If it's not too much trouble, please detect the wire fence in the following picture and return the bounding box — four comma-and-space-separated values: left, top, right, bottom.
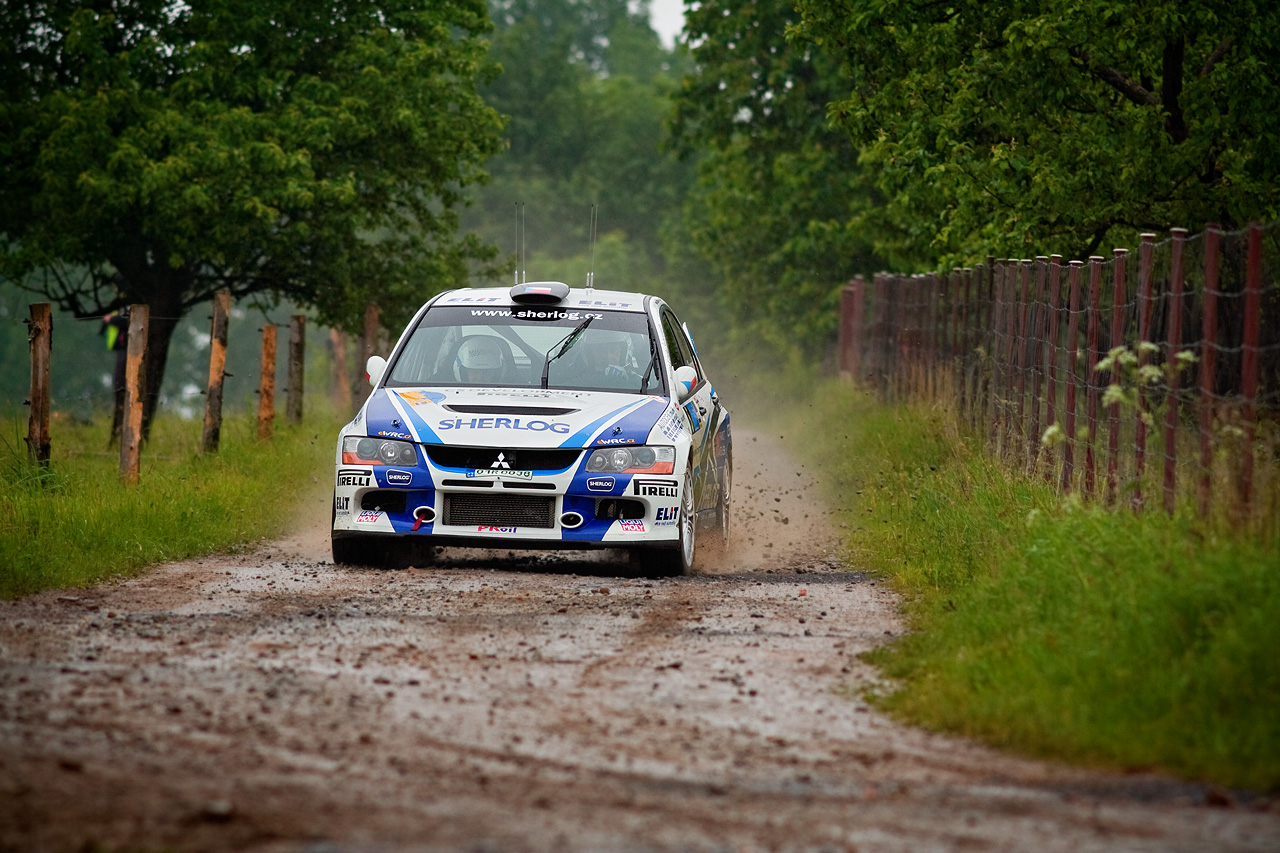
838, 221, 1280, 534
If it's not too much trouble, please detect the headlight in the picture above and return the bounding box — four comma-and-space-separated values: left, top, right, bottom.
342, 436, 419, 466
585, 445, 674, 474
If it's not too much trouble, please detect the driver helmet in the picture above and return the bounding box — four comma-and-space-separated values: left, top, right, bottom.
583, 330, 632, 371
456, 337, 505, 383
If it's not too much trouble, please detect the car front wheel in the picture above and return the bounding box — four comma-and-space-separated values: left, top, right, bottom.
637, 466, 695, 577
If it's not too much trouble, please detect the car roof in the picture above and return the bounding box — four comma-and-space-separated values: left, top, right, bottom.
431, 284, 652, 313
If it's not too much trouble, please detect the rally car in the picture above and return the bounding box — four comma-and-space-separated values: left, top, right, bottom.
331, 281, 731, 575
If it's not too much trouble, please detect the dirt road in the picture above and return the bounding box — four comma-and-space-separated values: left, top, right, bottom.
2, 430, 1277, 852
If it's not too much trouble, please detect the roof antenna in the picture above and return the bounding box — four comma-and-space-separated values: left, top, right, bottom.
585, 204, 597, 293
514, 202, 527, 286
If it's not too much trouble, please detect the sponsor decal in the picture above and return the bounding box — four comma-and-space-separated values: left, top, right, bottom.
618, 520, 646, 533
468, 308, 606, 321
334, 495, 350, 515
683, 401, 703, 433
655, 505, 679, 525
586, 476, 616, 492
477, 525, 518, 533
466, 469, 533, 480
443, 295, 504, 303
385, 469, 413, 485
655, 406, 684, 442
594, 437, 636, 446
397, 390, 446, 406
337, 468, 372, 488
377, 430, 411, 439
356, 510, 381, 523
633, 478, 679, 498
438, 417, 570, 434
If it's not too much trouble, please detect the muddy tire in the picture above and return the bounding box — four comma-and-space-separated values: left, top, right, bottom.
637, 466, 695, 577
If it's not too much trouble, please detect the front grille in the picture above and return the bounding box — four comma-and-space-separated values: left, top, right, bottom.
423, 445, 582, 472
442, 494, 556, 528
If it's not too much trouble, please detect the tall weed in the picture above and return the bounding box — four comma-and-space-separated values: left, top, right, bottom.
777, 379, 1280, 792
0, 412, 335, 598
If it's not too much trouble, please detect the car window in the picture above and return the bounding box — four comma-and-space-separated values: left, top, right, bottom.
661, 310, 698, 380
386, 306, 655, 393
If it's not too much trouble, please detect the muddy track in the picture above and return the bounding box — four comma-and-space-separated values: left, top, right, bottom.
1, 430, 1277, 852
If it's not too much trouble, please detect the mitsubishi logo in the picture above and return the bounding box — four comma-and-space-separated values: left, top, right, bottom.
491, 452, 511, 469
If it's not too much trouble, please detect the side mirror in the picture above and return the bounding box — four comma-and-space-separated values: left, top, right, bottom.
674, 365, 698, 402
366, 355, 387, 387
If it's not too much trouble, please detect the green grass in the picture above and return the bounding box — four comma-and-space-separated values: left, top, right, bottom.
766, 377, 1280, 792
0, 410, 336, 598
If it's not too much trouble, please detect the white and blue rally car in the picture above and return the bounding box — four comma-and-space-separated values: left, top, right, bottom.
332, 281, 731, 575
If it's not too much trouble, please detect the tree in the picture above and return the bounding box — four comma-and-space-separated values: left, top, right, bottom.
464, 0, 692, 270
795, 0, 1280, 262
0, 0, 505, 437
669, 0, 887, 356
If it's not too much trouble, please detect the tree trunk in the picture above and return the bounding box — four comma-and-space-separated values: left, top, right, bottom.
139, 291, 185, 443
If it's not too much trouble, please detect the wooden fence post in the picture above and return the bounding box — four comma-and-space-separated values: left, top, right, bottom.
202, 290, 231, 454
26, 303, 52, 467
352, 303, 381, 406
120, 305, 149, 485
1163, 228, 1188, 515
1107, 248, 1129, 505
851, 276, 866, 383
1133, 233, 1157, 511
1044, 256, 1063, 483
1198, 227, 1221, 517
1028, 259, 1048, 472
287, 314, 306, 425
330, 329, 352, 413
1015, 260, 1032, 463
1001, 261, 1019, 458
1085, 256, 1105, 497
1062, 260, 1084, 493
1239, 223, 1263, 518
257, 324, 277, 441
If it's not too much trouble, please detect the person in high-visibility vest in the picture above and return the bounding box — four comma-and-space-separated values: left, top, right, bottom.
99, 309, 129, 445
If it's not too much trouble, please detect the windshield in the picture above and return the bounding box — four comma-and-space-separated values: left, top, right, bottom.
386, 305, 660, 394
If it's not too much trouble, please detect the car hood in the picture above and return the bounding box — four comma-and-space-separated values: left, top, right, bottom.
359, 387, 680, 449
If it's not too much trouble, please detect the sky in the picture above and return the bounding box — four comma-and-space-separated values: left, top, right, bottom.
648, 0, 685, 48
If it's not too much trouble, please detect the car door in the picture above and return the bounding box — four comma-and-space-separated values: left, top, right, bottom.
660, 309, 716, 508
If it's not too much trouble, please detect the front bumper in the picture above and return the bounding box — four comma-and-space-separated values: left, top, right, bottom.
332, 458, 682, 548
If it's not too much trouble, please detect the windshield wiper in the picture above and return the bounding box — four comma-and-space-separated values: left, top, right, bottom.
639, 332, 660, 394
540, 316, 593, 389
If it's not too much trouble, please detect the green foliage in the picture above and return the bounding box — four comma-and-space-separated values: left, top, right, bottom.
467, 0, 692, 273
775, 378, 1280, 791
670, 0, 889, 358
0, 0, 506, 431
795, 0, 1280, 262
0, 410, 333, 599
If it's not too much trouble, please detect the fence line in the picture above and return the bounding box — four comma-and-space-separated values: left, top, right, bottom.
838, 221, 1280, 533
